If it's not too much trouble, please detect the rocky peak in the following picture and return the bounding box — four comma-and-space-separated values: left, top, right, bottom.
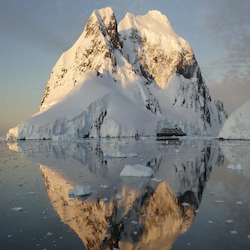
118, 10, 196, 88
40, 7, 121, 112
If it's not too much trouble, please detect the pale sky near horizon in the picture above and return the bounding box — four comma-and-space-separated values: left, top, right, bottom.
0, 0, 249, 136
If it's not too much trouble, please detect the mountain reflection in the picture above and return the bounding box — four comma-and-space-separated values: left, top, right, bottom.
8, 139, 223, 249
41, 164, 195, 250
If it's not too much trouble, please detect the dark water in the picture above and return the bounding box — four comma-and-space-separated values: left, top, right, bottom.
0, 138, 249, 249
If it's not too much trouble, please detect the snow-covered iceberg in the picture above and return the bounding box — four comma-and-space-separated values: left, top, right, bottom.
7, 7, 227, 140
218, 98, 250, 140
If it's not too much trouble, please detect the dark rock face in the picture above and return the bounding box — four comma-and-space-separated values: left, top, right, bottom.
214, 100, 228, 122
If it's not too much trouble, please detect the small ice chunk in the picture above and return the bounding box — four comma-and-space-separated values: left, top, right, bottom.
12, 207, 23, 211
227, 163, 242, 170
120, 164, 154, 177
208, 221, 213, 224
68, 185, 92, 196
103, 198, 108, 202
116, 194, 123, 200
230, 231, 237, 234
236, 201, 243, 205
151, 178, 163, 183
226, 220, 233, 223
101, 185, 108, 189
133, 231, 137, 235
210, 192, 215, 195
182, 203, 190, 207
131, 221, 138, 225
214, 200, 224, 203
176, 168, 183, 172
47, 232, 53, 236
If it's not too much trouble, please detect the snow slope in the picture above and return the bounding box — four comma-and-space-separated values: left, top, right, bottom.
7, 7, 227, 140
218, 98, 250, 140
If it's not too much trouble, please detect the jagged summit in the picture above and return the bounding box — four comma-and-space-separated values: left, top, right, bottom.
7, 7, 227, 140
39, 7, 122, 113
118, 10, 194, 89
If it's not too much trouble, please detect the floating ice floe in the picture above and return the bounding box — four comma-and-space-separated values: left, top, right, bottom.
68, 185, 92, 196
230, 231, 237, 234
12, 207, 23, 211
208, 221, 213, 224
101, 184, 108, 189
227, 163, 242, 170
226, 220, 233, 223
176, 168, 183, 172
151, 177, 163, 183
236, 201, 243, 205
120, 164, 154, 177
104, 152, 137, 158
116, 194, 123, 200
214, 200, 224, 203
25, 192, 36, 196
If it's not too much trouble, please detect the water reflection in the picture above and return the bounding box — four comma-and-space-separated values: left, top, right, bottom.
219, 141, 250, 179
8, 139, 224, 249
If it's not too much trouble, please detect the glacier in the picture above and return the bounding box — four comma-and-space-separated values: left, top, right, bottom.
7, 7, 227, 140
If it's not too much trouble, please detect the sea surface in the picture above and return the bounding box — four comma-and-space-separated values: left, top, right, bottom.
0, 138, 250, 250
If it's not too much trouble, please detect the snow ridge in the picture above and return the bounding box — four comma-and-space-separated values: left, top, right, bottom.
7, 7, 227, 140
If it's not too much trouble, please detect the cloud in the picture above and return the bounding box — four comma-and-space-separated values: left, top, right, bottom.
208, 66, 250, 114
195, 0, 250, 114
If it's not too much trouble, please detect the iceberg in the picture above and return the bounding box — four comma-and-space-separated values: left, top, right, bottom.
218, 98, 250, 140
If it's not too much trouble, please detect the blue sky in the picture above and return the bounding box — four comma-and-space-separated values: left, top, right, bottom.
1, 0, 249, 136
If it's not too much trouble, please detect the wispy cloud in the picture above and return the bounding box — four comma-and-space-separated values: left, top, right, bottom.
195, 0, 250, 114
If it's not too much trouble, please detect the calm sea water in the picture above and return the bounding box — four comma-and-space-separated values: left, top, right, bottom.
0, 138, 249, 249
